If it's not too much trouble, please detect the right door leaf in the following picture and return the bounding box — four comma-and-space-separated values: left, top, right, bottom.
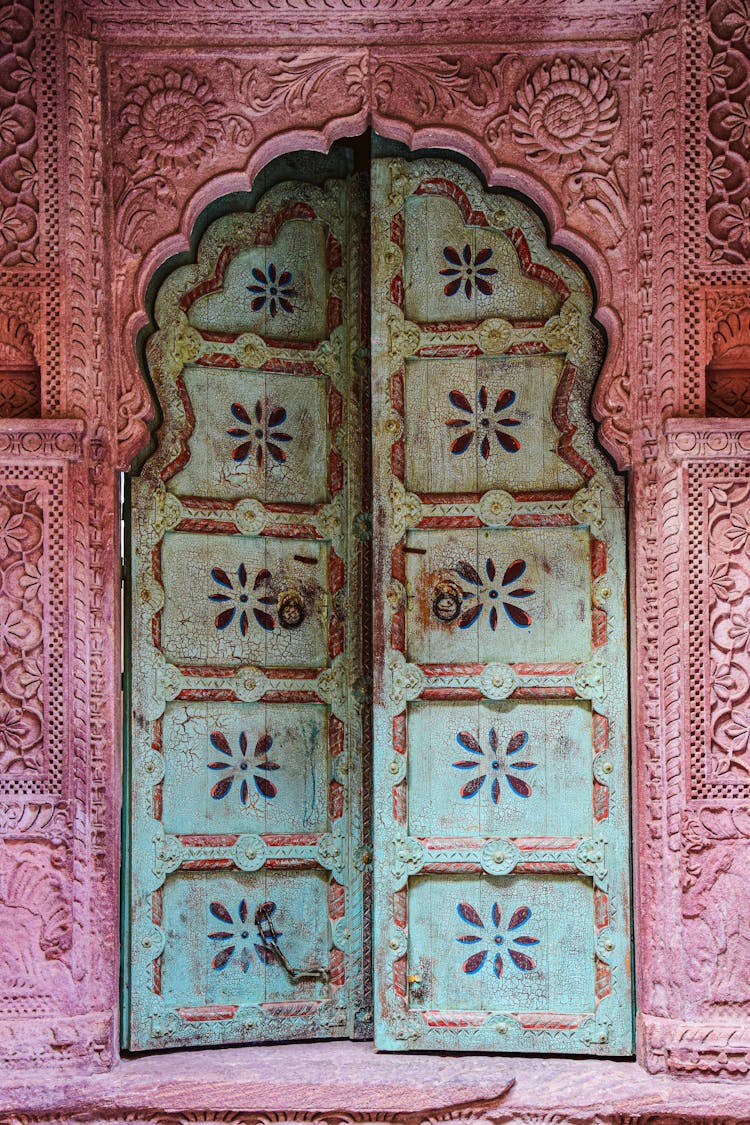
371, 158, 633, 1055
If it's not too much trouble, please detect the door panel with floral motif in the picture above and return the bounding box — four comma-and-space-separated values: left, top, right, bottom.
371, 158, 632, 1054
124, 175, 368, 1050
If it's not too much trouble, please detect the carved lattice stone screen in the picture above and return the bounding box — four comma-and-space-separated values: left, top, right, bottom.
370, 158, 632, 1054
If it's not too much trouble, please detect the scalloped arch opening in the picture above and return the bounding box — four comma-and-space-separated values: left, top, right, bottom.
127, 129, 627, 474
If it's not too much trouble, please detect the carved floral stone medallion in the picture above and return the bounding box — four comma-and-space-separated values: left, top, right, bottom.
511, 58, 618, 164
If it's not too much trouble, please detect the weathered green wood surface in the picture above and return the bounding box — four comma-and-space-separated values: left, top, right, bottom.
125, 175, 369, 1050
371, 157, 632, 1054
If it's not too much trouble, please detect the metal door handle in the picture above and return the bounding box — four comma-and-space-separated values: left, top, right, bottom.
254, 903, 329, 983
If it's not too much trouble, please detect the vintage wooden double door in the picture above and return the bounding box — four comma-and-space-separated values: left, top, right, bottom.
124, 149, 632, 1055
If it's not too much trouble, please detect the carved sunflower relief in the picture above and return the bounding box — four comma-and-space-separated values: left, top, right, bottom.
510, 58, 618, 165
113, 66, 254, 250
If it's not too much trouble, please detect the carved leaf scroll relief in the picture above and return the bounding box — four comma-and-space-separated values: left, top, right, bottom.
0, 482, 47, 785
0, 0, 37, 267
707, 0, 750, 264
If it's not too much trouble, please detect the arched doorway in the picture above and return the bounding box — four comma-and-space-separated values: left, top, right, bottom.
123, 140, 631, 1056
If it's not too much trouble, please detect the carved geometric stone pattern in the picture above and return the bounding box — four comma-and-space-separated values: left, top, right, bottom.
688, 461, 750, 799
707, 375, 750, 417
0, 370, 41, 418
682, 0, 706, 417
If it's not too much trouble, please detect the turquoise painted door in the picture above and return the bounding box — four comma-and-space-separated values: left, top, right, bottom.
124, 171, 369, 1049
370, 157, 633, 1054
125, 147, 633, 1055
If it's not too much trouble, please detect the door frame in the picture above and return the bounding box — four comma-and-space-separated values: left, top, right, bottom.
4, 1, 740, 1080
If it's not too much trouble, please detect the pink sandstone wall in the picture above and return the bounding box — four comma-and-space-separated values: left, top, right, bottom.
3, 0, 750, 1117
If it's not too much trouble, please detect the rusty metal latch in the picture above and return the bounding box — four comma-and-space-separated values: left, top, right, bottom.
408, 973, 423, 998
254, 903, 329, 983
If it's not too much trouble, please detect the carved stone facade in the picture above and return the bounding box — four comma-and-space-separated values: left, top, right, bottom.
2, 0, 750, 1118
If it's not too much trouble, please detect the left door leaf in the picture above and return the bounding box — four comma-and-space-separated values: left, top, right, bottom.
124, 170, 368, 1050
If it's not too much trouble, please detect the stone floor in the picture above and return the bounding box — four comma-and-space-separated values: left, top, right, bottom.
3, 1041, 750, 1120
